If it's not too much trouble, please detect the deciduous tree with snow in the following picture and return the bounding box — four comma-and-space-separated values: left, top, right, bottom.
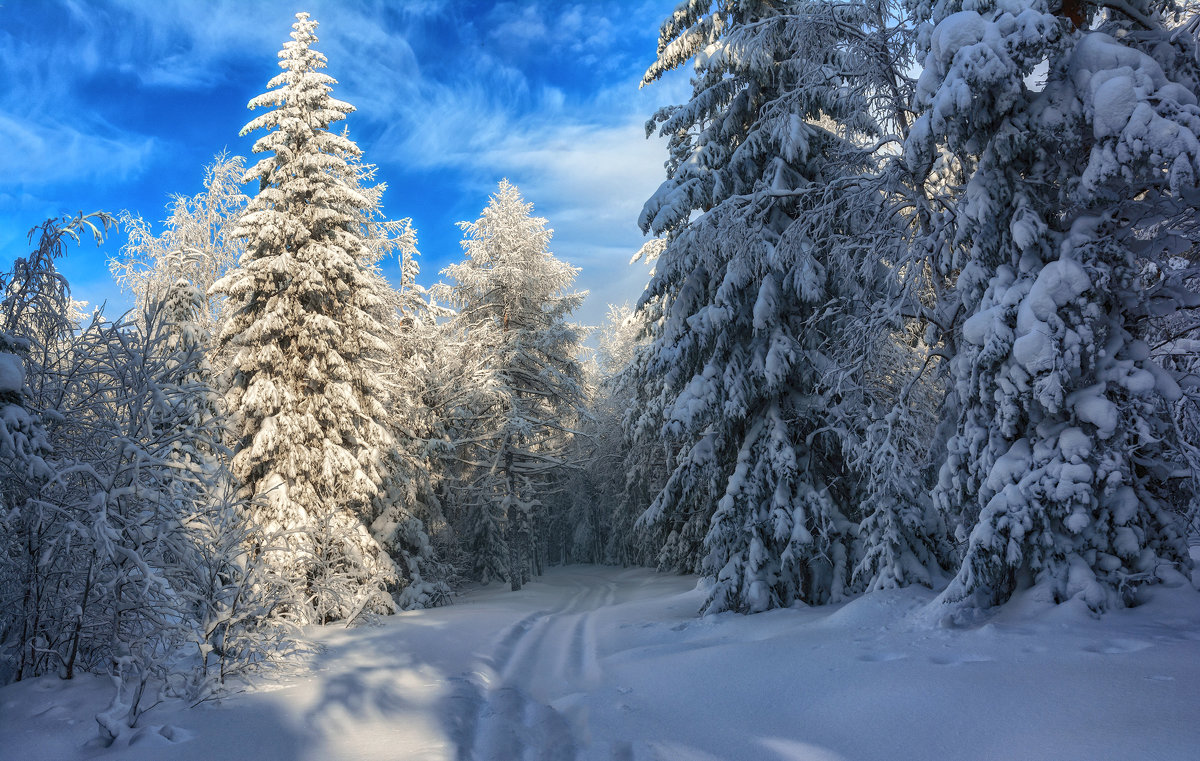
0, 214, 107, 685
111, 152, 248, 336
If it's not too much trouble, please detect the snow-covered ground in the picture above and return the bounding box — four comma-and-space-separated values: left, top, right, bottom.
3, 564, 1200, 761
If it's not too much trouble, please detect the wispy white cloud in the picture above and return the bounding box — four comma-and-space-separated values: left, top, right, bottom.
49, 0, 281, 90
0, 5, 163, 188
0, 113, 156, 186
479, 2, 645, 72
489, 3, 550, 44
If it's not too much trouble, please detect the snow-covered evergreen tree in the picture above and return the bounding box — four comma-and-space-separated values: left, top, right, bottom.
564, 304, 640, 566
211, 12, 397, 623
840, 175, 958, 593
907, 0, 1197, 611
351, 156, 453, 609
440, 180, 586, 591
0, 331, 48, 511
634, 0, 902, 612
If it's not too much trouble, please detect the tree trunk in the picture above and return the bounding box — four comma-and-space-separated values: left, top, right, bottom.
65, 552, 96, 680
508, 538, 522, 592
1059, 0, 1084, 29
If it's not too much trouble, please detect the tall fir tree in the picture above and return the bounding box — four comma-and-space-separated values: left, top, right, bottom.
633, 0, 909, 612
440, 180, 586, 591
211, 12, 397, 623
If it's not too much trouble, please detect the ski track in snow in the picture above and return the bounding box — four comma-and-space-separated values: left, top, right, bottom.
455, 574, 623, 760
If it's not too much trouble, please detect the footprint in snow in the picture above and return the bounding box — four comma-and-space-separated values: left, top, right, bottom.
32, 704, 71, 719
1083, 638, 1153, 654
857, 651, 908, 663
929, 654, 994, 666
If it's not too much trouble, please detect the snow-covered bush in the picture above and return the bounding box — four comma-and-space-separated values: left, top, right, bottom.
0, 213, 113, 684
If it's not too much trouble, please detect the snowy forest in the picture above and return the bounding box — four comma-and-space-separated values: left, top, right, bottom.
3, 2, 1200, 758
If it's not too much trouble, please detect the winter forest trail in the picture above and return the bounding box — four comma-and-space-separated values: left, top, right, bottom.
440, 570, 626, 761
3, 564, 1200, 761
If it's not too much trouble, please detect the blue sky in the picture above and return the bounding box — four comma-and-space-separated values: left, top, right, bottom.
0, 0, 687, 327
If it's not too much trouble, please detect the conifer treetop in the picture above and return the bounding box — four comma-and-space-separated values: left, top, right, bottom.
240, 12, 362, 192
446, 179, 583, 325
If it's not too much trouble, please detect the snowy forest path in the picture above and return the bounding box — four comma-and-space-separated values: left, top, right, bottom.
442, 567, 651, 761
494, 574, 615, 690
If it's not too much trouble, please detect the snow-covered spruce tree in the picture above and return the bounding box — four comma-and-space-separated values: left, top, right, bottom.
635, 0, 907, 612
836, 142, 961, 593
849, 194, 968, 593
907, 0, 1198, 611
562, 304, 640, 566
850, 352, 955, 592
350, 154, 453, 609
0, 330, 48, 520
211, 12, 397, 623
440, 180, 586, 591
